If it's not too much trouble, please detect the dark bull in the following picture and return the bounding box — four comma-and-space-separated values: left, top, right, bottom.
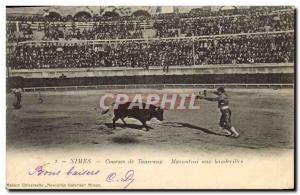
102, 102, 164, 131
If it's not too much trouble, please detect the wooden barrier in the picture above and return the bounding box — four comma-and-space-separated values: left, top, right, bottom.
23, 83, 294, 92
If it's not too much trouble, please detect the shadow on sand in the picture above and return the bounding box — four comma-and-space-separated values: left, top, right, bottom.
161, 122, 227, 137
104, 123, 153, 130
111, 136, 140, 144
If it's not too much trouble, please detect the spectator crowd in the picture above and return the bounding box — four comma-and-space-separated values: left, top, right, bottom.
7, 6, 294, 69
9, 32, 293, 69
7, 7, 294, 42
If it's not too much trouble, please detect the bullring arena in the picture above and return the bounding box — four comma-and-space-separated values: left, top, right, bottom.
6, 6, 294, 156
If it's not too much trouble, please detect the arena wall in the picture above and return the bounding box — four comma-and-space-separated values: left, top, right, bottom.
7, 63, 294, 90
9, 63, 294, 78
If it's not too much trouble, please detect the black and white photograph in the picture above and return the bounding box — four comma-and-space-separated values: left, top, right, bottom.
5, 5, 295, 190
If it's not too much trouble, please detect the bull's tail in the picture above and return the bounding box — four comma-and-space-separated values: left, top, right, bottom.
100, 102, 115, 115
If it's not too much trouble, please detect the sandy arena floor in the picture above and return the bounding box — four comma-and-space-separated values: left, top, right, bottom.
6, 88, 294, 155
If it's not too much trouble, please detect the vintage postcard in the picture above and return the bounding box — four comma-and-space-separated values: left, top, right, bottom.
6, 6, 295, 190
